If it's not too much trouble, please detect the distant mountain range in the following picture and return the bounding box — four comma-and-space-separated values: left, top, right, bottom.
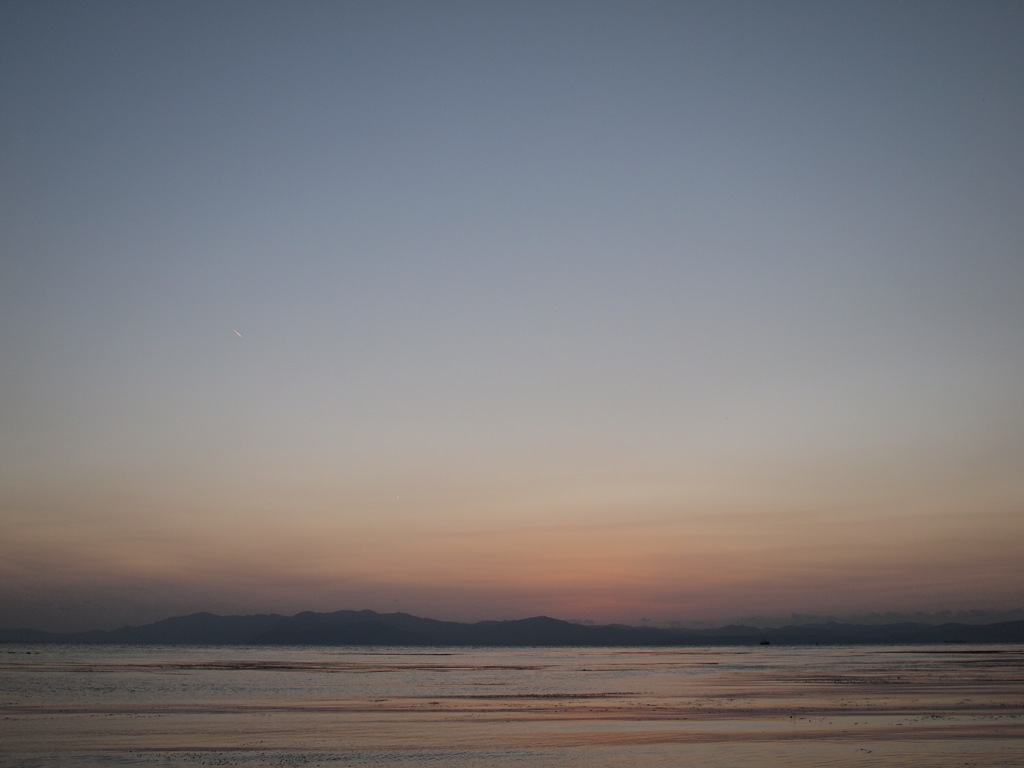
3, 609, 1024, 646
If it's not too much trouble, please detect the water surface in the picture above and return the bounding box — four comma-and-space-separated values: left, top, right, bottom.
2, 644, 1022, 766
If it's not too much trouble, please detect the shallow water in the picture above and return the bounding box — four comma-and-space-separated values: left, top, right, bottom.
1, 644, 1022, 767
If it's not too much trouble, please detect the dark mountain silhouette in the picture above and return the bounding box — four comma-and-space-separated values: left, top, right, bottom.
2, 609, 1023, 646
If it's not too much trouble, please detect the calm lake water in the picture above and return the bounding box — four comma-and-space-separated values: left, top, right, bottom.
1, 643, 1022, 767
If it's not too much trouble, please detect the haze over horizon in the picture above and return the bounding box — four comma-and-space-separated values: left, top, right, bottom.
3, 1, 1023, 634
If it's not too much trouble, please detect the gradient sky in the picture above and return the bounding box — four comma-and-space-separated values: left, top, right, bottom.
2, 1, 1023, 632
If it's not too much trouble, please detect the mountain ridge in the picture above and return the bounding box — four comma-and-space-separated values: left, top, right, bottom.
3, 609, 1024, 646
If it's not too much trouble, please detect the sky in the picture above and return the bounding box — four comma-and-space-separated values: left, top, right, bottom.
2, 1, 1023, 633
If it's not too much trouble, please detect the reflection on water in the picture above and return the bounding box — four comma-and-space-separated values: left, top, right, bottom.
1, 644, 1022, 767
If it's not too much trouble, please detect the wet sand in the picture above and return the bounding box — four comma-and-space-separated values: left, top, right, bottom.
2, 645, 1022, 767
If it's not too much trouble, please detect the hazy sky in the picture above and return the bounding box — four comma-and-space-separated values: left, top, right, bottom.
3, 1, 1023, 632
